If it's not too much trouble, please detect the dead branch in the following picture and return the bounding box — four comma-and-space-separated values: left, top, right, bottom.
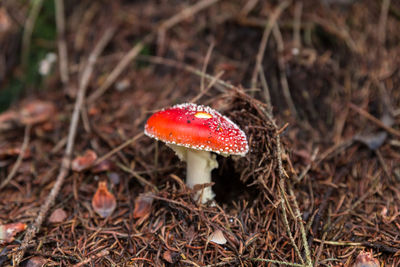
12, 27, 116, 265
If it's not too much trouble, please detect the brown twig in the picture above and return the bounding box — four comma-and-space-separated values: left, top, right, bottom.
71, 249, 109, 267
307, 167, 348, 255
21, 0, 44, 71
259, 66, 273, 115
136, 55, 233, 91
293, 1, 303, 49
261, 107, 311, 266
116, 162, 158, 192
190, 71, 225, 103
260, 101, 312, 265
310, 15, 359, 54
87, 34, 152, 103
272, 23, 298, 118
94, 132, 144, 166
89, 0, 221, 103
312, 239, 399, 254
158, 0, 220, 31
250, 0, 291, 91
279, 184, 306, 265
55, 0, 69, 85
314, 231, 327, 267
12, 27, 116, 265
288, 182, 312, 266
349, 103, 400, 138
0, 124, 31, 190
200, 41, 215, 91
238, 0, 259, 18
250, 258, 306, 267
295, 147, 319, 183
378, 0, 391, 47
375, 149, 393, 180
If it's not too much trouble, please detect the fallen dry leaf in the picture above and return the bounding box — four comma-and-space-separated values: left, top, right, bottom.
353, 251, 380, 267
71, 150, 97, 172
162, 250, 173, 263
19, 100, 56, 125
207, 229, 227, 245
0, 222, 27, 244
48, 208, 68, 223
92, 181, 116, 218
133, 193, 154, 219
25, 256, 47, 267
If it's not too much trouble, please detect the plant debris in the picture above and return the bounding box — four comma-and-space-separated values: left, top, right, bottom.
0, 0, 400, 266
91, 181, 117, 218
48, 208, 67, 224
0, 223, 27, 244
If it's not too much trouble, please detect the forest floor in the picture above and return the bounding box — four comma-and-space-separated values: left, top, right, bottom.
0, 0, 400, 266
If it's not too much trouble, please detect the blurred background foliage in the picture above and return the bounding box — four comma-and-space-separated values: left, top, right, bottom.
0, 0, 55, 112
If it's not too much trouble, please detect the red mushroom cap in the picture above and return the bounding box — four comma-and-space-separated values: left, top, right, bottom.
144, 103, 248, 156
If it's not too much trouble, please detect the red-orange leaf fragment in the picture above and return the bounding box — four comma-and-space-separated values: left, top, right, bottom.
0, 222, 27, 244
71, 150, 97, 172
92, 181, 116, 218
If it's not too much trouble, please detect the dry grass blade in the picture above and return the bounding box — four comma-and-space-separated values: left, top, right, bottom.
200, 41, 215, 91
378, 0, 391, 47
71, 249, 109, 267
272, 23, 298, 118
259, 66, 273, 114
88, 0, 221, 103
250, 0, 291, 91
87, 36, 151, 103
136, 55, 234, 91
55, 0, 69, 84
21, 0, 44, 70
94, 132, 144, 166
262, 105, 312, 266
250, 258, 307, 267
0, 124, 31, 190
116, 162, 159, 192
158, 0, 220, 31
349, 103, 400, 138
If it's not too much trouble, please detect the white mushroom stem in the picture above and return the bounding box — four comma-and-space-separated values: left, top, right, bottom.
168, 145, 218, 203
186, 149, 217, 202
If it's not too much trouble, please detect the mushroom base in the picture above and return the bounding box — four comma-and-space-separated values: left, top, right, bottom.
168, 145, 218, 203
186, 149, 218, 203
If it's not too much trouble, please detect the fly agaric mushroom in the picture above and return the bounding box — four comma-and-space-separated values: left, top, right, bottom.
144, 103, 248, 203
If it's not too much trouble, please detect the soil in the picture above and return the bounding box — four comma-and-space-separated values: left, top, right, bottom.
0, 0, 400, 266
